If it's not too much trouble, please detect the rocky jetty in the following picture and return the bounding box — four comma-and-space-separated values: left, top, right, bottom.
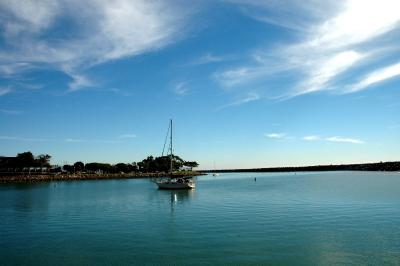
0, 172, 203, 184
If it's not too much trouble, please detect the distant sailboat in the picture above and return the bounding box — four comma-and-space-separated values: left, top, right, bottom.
212, 161, 219, 176
155, 120, 195, 190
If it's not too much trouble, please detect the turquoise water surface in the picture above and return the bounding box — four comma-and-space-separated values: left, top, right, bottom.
1, 172, 400, 265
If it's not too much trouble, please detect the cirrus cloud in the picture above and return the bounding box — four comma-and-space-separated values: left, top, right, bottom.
303, 135, 364, 144
215, 0, 400, 99
265, 133, 286, 139
0, 87, 12, 96
0, 0, 192, 91
346, 61, 400, 93
325, 136, 364, 144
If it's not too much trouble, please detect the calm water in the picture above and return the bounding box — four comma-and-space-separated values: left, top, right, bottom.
1, 172, 400, 265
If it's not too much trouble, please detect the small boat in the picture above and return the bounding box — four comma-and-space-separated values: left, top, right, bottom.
212, 161, 219, 176
155, 120, 195, 190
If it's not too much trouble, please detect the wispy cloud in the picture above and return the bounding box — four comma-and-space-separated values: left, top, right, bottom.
303, 135, 364, 144
346, 62, 400, 93
173, 82, 190, 96
227, 0, 338, 32
295, 50, 365, 95
0, 87, 12, 96
0, 0, 192, 91
0, 135, 50, 142
214, 67, 255, 88
218, 92, 260, 109
67, 73, 95, 92
216, 0, 400, 99
0, 62, 34, 77
303, 135, 321, 141
265, 133, 286, 139
325, 136, 364, 144
65, 138, 86, 143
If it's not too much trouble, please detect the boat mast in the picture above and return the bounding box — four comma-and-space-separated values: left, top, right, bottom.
170, 119, 173, 174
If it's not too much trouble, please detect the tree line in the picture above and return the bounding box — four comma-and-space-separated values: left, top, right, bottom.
0, 152, 51, 171
0, 151, 199, 174
62, 155, 198, 174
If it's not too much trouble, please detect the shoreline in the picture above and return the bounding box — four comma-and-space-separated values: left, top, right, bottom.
0, 172, 203, 184
2, 160, 399, 184
200, 161, 400, 173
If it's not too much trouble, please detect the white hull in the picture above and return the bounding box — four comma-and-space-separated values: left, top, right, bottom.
156, 179, 195, 190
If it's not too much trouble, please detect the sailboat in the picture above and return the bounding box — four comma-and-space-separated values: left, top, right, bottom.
155, 120, 195, 190
212, 161, 219, 176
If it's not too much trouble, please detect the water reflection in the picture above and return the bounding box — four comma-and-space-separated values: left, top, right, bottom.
166, 189, 194, 213
170, 189, 194, 203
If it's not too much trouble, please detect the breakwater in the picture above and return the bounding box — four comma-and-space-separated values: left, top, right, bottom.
0, 172, 203, 184
201, 161, 400, 173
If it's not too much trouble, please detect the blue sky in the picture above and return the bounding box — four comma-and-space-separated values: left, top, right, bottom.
0, 0, 399, 169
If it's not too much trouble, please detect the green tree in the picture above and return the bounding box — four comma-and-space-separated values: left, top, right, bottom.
63, 164, 74, 173
131, 162, 138, 172
16, 152, 35, 168
136, 161, 145, 172
85, 162, 113, 173
36, 154, 51, 168
114, 163, 130, 173
136, 154, 197, 172
184, 161, 199, 169
74, 161, 84, 172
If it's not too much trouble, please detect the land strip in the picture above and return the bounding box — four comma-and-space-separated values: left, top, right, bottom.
200, 161, 400, 173
0, 172, 203, 184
